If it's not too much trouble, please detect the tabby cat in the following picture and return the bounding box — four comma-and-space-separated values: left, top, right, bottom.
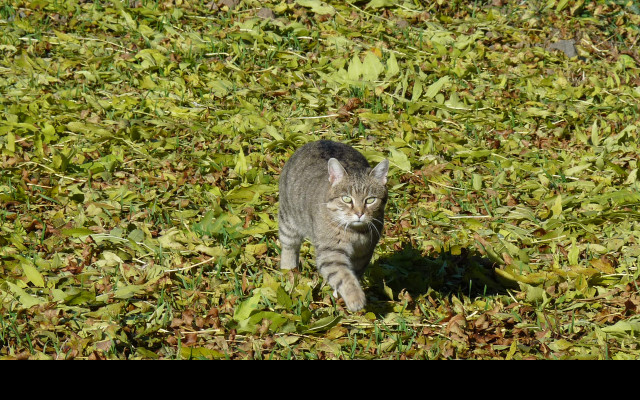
278, 140, 389, 312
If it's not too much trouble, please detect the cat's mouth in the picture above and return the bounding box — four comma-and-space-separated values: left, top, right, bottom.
347, 220, 370, 231
333, 214, 375, 232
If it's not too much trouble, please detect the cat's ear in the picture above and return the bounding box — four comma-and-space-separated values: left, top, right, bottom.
328, 158, 347, 186
370, 159, 389, 185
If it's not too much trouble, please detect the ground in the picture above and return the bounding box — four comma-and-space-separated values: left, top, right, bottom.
1, 0, 640, 359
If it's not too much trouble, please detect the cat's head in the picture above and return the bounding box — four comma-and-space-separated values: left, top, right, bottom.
326, 158, 389, 231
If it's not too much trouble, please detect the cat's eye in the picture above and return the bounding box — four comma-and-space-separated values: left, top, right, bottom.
341, 196, 353, 203
365, 197, 376, 205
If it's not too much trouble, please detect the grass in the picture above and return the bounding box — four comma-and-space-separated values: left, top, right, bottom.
0, 0, 640, 359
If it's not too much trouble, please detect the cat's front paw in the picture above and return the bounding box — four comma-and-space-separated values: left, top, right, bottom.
280, 248, 299, 270
280, 259, 299, 270
338, 282, 366, 312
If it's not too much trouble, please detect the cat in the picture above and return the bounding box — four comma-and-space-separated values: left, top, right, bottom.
278, 140, 389, 312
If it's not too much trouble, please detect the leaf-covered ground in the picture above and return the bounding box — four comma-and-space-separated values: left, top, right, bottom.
1, 0, 640, 359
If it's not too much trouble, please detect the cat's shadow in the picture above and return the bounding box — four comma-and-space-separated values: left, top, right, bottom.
363, 243, 512, 313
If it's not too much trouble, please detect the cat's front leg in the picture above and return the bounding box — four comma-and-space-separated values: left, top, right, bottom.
316, 249, 366, 312
278, 216, 302, 270
333, 273, 366, 312
280, 246, 300, 270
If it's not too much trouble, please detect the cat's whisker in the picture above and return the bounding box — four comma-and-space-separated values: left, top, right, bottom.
329, 215, 350, 235
370, 217, 384, 225
367, 221, 380, 242
370, 220, 381, 236
366, 222, 374, 243
340, 219, 351, 235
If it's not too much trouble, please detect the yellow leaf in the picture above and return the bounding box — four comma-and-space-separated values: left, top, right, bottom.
624, 169, 637, 185
6, 130, 15, 153
567, 237, 579, 266
591, 120, 600, 146
347, 53, 363, 81
195, 245, 226, 257
6, 282, 44, 308
246, 243, 268, 256
589, 258, 615, 274
382, 279, 394, 300
21, 262, 45, 288
425, 76, 450, 99
472, 174, 482, 190
362, 51, 385, 81
234, 148, 248, 176
506, 339, 518, 360
551, 195, 562, 218
140, 75, 157, 90
385, 52, 399, 78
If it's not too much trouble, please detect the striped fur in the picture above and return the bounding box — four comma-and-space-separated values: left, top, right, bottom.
278, 140, 389, 312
